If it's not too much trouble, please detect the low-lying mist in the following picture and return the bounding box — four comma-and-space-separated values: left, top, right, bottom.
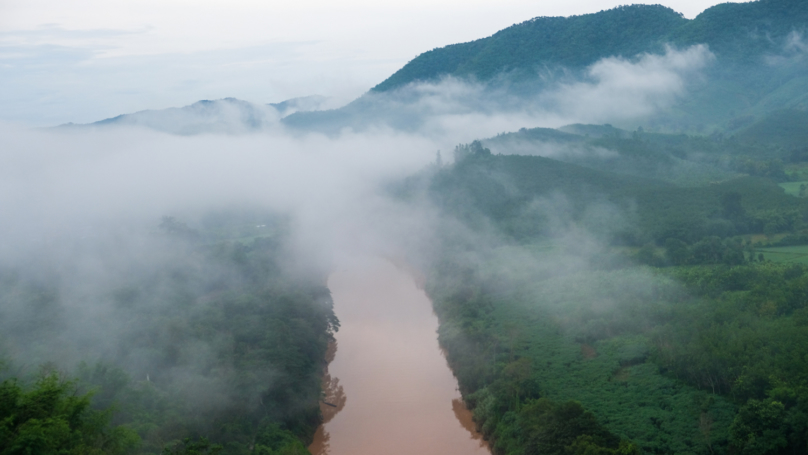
0, 42, 717, 371
62, 44, 715, 139
0, 42, 720, 452
0, 122, 454, 451
283, 44, 714, 135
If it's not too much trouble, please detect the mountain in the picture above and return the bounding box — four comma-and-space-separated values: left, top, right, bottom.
374, 0, 808, 92
74, 98, 278, 134
58, 96, 331, 134
731, 108, 808, 149
284, 0, 808, 134
268, 95, 332, 117
373, 5, 688, 92
67, 0, 808, 136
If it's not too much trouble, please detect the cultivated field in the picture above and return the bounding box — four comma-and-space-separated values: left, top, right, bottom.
756, 245, 808, 264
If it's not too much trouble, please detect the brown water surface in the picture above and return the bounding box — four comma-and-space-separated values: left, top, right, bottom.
308, 257, 490, 455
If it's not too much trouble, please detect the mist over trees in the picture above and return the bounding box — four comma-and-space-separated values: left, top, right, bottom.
0, 214, 338, 454
4, 0, 808, 454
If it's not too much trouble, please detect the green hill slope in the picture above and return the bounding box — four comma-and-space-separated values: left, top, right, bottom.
733, 108, 808, 149
420, 146, 808, 244
373, 5, 687, 92
282, 0, 808, 134
374, 0, 808, 92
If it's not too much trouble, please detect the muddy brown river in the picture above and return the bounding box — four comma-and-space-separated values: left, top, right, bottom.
308, 257, 490, 455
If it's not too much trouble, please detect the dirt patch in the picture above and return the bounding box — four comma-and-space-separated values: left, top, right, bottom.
581, 344, 597, 360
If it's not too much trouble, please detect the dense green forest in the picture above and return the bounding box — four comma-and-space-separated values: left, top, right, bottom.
0, 214, 337, 455
391, 111, 808, 454
372, 0, 808, 90
6, 1, 808, 454
423, 242, 808, 454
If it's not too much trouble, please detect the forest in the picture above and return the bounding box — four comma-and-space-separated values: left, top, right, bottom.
4, 0, 808, 454
393, 108, 808, 454
0, 214, 338, 454
372, 0, 808, 91
8, 79, 808, 455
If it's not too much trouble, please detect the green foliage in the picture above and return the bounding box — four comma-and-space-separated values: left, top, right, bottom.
162, 438, 222, 455
426, 242, 808, 453
517, 399, 620, 455
408, 116, 808, 452
425, 245, 736, 454
654, 263, 808, 396
418, 152, 808, 452
424, 149, 808, 246
0, 218, 333, 455
373, 0, 808, 92
662, 236, 747, 266
454, 140, 492, 162
373, 5, 688, 91
252, 424, 310, 455
0, 374, 140, 455
363, 0, 808, 134
728, 400, 789, 455
755, 244, 808, 264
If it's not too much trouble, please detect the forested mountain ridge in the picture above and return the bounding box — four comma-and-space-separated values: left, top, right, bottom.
63, 0, 808, 136
373, 0, 808, 92
373, 5, 687, 92
279, 0, 808, 135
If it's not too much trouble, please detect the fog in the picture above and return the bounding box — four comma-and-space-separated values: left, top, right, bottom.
0, 42, 715, 355
0, 43, 714, 449
280, 45, 714, 136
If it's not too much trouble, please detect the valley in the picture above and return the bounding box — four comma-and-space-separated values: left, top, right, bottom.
3, 0, 808, 454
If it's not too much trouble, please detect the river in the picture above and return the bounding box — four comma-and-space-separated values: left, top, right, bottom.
308, 257, 490, 455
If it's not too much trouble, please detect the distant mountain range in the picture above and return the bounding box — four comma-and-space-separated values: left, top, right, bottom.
59, 95, 331, 135
64, 0, 808, 136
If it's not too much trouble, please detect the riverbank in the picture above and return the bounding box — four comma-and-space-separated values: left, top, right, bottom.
309, 257, 489, 455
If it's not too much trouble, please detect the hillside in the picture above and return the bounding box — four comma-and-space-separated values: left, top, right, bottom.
732, 108, 808, 149
279, 0, 808, 135
57, 96, 331, 134
373, 5, 687, 92
373, 0, 808, 92
405, 136, 808, 453
63, 1, 808, 136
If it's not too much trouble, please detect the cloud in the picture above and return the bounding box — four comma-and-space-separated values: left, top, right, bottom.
764, 30, 808, 66
0, 123, 440, 262
0, 36, 362, 126
281, 45, 714, 140
541, 44, 714, 123
0, 121, 450, 420
0, 44, 716, 371
784, 31, 808, 54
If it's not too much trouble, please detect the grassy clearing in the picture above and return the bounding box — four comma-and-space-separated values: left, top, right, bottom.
756, 245, 808, 264
778, 181, 808, 196
785, 164, 808, 182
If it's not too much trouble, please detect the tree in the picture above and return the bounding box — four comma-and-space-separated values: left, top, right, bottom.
162, 438, 222, 455
721, 192, 746, 221
253, 424, 310, 455
0, 374, 139, 455
729, 399, 788, 455
518, 399, 620, 455
665, 238, 691, 266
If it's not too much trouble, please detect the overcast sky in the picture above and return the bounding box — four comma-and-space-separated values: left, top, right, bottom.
1, 0, 751, 126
